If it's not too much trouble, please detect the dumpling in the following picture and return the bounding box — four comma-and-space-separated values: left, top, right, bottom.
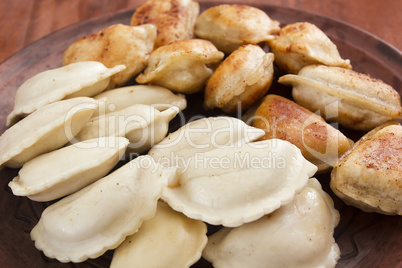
92, 85, 187, 118
111, 201, 207, 268
160, 139, 317, 227
0, 97, 98, 169
136, 39, 224, 94
204, 45, 274, 113
330, 122, 402, 215
74, 105, 179, 154
6, 62, 125, 126
245, 94, 352, 172
8, 137, 129, 202
30, 155, 176, 263
195, 4, 280, 54
148, 116, 265, 171
267, 22, 352, 74
63, 24, 156, 89
131, 0, 199, 48
203, 178, 340, 268
278, 64, 402, 131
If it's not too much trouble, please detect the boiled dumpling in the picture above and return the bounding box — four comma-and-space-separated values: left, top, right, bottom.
331, 122, 402, 215
203, 178, 340, 268
267, 22, 352, 74
111, 201, 207, 268
131, 0, 199, 48
161, 139, 317, 227
245, 94, 352, 172
278, 64, 402, 131
30, 155, 176, 263
74, 105, 179, 154
195, 4, 280, 54
8, 137, 129, 202
6, 62, 125, 126
0, 97, 98, 169
63, 24, 156, 89
92, 85, 187, 118
204, 45, 274, 113
136, 39, 224, 94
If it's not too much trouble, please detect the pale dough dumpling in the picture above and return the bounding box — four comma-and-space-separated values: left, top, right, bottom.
131, 0, 199, 48
161, 139, 317, 227
63, 24, 156, 89
92, 85, 187, 118
267, 22, 352, 74
6, 62, 125, 126
30, 156, 176, 263
195, 4, 280, 54
8, 137, 129, 202
204, 45, 274, 113
0, 97, 98, 169
136, 39, 224, 94
111, 201, 207, 268
278, 65, 402, 131
203, 178, 340, 268
331, 122, 402, 215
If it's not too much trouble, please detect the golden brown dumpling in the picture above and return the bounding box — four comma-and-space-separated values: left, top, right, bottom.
204, 44, 274, 113
195, 4, 280, 54
278, 65, 402, 131
131, 0, 199, 48
246, 94, 352, 172
136, 39, 224, 94
63, 24, 156, 89
330, 122, 402, 215
267, 22, 352, 74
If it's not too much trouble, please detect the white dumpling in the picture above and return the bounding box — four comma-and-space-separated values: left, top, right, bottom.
92, 85, 187, 118
8, 137, 129, 202
111, 201, 207, 268
148, 116, 265, 170
203, 178, 340, 268
0, 97, 98, 169
161, 139, 317, 227
30, 155, 176, 263
74, 104, 179, 154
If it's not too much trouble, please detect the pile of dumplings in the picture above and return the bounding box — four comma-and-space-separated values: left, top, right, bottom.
1, 0, 401, 267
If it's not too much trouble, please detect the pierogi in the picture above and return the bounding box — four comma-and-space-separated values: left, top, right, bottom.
6, 62, 125, 126
9, 137, 129, 202
136, 39, 224, 94
267, 22, 352, 74
63, 24, 156, 89
195, 4, 280, 54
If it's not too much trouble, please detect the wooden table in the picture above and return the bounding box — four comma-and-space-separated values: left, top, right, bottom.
0, 0, 401, 63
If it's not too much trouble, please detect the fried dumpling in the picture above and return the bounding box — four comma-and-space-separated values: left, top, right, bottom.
267, 22, 352, 74
136, 39, 224, 94
63, 24, 156, 89
246, 94, 352, 172
8, 137, 129, 202
204, 45, 274, 113
92, 85, 187, 118
0, 97, 98, 169
148, 116, 265, 171
6, 62, 125, 126
74, 105, 179, 154
330, 122, 402, 215
131, 0, 199, 48
161, 139, 317, 227
195, 4, 280, 54
111, 201, 207, 268
278, 65, 402, 131
30, 156, 175, 263
203, 178, 340, 268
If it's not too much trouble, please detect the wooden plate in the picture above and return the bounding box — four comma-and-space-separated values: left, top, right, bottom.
0, 2, 401, 267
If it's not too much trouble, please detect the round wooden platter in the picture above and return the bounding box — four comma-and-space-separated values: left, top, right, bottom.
0, 2, 401, 267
